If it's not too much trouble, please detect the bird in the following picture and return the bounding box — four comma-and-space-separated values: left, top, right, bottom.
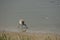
17, 19, 28, 32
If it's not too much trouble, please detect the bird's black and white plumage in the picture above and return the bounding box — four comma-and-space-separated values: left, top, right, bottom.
18, 19, 28, 32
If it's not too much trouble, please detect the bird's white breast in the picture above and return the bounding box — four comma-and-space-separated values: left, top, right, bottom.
19, 19, 24, 24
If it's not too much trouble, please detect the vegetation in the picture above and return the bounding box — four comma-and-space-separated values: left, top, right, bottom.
0, 32, 60, 40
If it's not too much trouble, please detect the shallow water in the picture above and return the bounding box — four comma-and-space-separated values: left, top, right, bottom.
0, 0, 60, 34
